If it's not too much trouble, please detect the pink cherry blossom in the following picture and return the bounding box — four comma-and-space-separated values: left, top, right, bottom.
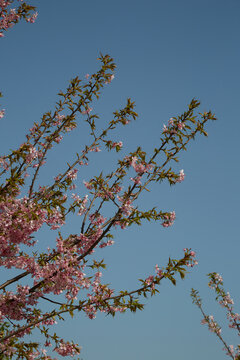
26, 12, 38, 23
161, 211, 176, 227
99, 239, 114, 248
78, 195, 88, 216
130, 176, 142, 184
112, 141, 123, 148
105, 74, 115, 84
0, 109, 5, 118
213, 273, 223, 283
83, 180, 93, 190
175, 169, 185, 183
117, 196, 134, 216
145, 275, 154, 286
54, 340, 81, 357
177, 121, 185, 130
90, 146, 101, 152
53, 113, 66, 126
131, 156, 152, 175
163, 124, 168, 133
82, 106, 93, 115
89, 213, 106, 226
54, 135, 63, 143
155, 264, 163, 277
66, 168, 78, 180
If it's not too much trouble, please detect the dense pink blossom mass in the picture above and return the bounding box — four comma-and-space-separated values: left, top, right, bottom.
0, 0, 37, 37
0, 3, 218, 359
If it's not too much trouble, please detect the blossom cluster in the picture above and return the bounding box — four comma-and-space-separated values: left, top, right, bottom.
26, 11, 38, 23
131, 156, 152, 174
0, 4, 19, 36
201, 315, 222, 336
55, 340, 81, 357
163, 117, 186, 134
0, 197, 65, 267
112, 141, 123, 148
117, 196, 134, 217
175, 169, 185, 183
184, 250, 198, 268
0, 0, 38, 38
192, 273, 240, 360
161, 211, 176, 227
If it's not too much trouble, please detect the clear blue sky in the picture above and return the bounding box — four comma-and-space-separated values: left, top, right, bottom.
1, 0, 240, 359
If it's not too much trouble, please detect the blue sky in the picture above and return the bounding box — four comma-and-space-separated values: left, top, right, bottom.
1, 0, 240, 359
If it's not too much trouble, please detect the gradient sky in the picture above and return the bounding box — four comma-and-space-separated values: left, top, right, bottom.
1, 0, 240, 359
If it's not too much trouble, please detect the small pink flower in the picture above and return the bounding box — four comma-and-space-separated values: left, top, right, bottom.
112, 141, 123, 148
131, 156, 148, 174
213, 273, 223, 283
130, 176, 142, 184
175, 169, 185, 183
0, 109, 5, 119
99, 240, 114, 248
105, 74, 115, 84
53, 113, 65, 125
155, 264, 163, 277
54, 135, 63, 144
26, 12, 38, 23
55, 340, 81, 357
161, 211, 176, 227
177, 121, 185, 130
83, 181, 93, 190
67, 169, 78, 180
163, 124, 168, 133
90, 146, 101, 152
82, 106, 93, 115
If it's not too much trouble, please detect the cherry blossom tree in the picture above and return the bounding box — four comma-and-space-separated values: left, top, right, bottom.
0, 2, 216, 359
191, 273, 240, 360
